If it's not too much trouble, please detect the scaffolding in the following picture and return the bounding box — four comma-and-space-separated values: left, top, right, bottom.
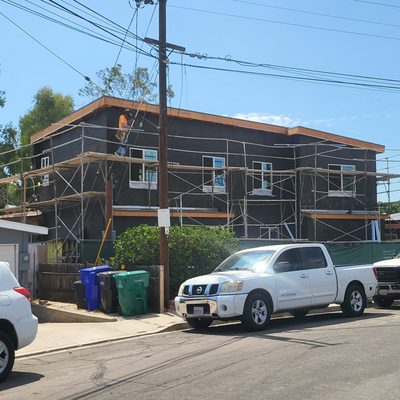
1, 122, 399, 261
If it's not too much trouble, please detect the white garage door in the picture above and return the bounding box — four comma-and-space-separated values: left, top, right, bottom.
0, 244, 18, 278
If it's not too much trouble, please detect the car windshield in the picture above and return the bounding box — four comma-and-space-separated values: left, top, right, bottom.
214, 250, 275, 273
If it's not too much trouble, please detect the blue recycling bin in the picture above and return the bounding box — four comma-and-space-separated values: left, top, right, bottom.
79, 265, 113, 311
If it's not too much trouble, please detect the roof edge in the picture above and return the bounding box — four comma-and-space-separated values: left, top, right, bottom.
30, 96, 385, 153
0, 219, 48, 235
288, 126, 384, 153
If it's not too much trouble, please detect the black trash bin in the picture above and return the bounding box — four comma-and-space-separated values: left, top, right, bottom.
98, 271, 123, 313
73, 280, 86, 310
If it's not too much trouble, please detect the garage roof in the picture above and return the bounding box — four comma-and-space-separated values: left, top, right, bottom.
0, 220, 48, 235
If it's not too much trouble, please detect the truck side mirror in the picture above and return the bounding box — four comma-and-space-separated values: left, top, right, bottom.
273, 261, 292, 273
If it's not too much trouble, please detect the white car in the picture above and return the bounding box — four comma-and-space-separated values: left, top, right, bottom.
0, 261, 38, 382
175, 244, 377, 331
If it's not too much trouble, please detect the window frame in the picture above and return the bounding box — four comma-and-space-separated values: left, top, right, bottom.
41, 156, 50, 187
129, 147, 158, 189
298, 247, 327, 270
252, 161, 273, 195
202, 155, 226, 193
328, 164, 356, 197
273, 249, 303, 273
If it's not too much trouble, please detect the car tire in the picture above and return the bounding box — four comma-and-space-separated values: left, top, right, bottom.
341, 284, 366, 317
373, 296, 394, 308
0, 332, 15, 383
241, 291, 271, 331
290, 309, 309, 319
186, 318, 213, 329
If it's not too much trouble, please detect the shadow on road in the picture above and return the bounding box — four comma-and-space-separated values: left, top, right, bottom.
1, 371, 44, 390
185, 310, 392, 338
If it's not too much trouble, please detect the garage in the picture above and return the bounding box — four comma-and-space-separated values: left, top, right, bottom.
0, 243, 18, 277
0, 220, 48, 286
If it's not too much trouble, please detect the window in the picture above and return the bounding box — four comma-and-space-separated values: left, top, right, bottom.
298, 247, 327, 269
41, 156, 50, 187
253, 161, 272, 194
129, 148, 157, 189
202, 156, 226, 192
328, 164, 356, 196
273, 249, 302, 273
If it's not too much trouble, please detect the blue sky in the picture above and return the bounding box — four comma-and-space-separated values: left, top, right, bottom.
0, 0, 400, 198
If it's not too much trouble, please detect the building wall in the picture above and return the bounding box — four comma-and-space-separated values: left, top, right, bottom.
34, 105, 380, 242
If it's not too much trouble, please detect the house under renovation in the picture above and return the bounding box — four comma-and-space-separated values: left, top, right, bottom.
0, 96, 391, 261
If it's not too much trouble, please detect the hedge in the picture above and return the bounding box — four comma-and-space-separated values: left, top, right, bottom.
112, 225, 240, 296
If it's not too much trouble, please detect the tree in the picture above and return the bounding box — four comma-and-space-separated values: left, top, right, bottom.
0, 91, 20, 207
0, 90, 5, 108
19, 86, 74, 146
79, 64, 174, 102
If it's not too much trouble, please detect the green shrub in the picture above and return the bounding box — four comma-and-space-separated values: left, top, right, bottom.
113, 225, 240, 296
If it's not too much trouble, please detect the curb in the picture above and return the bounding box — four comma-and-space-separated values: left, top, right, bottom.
32, 303, 117, 323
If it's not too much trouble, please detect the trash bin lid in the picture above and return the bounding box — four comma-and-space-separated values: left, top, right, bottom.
79, 265, 113, 274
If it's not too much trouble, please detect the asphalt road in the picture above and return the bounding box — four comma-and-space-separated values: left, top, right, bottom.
2, 308, 400, 400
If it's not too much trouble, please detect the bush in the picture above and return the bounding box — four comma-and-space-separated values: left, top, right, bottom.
113, 225, 240, 296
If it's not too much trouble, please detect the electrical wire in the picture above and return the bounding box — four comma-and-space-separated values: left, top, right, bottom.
169, 4, 400, 43
231, 0, 400, 30
169, 61, 400, 93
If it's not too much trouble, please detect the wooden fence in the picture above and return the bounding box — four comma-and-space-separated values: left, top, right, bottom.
37, 263, 86, 303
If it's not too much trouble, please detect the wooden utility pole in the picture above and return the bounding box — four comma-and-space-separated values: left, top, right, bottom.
158, 0, 169, 308
142, 0, 185, 308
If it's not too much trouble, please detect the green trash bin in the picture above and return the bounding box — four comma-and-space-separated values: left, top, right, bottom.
114, 270, 150, 317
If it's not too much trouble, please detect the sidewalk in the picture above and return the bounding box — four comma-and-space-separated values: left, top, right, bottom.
16, 312, 187, 358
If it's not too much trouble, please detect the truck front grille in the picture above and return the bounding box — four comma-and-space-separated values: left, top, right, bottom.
376, 267, 400, 283
182, 283, 220, 297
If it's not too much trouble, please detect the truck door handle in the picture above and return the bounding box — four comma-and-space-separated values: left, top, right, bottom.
300, 273, 309, 279
326, 270, 334, 276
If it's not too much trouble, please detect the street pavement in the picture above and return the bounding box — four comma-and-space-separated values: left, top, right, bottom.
4, 307, 400, 400
18, 303, 344, 358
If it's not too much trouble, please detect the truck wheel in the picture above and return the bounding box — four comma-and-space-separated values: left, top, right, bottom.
290, 309, 309, 319
341, 284, 366, 317
186, 318, 213, 329
241, 292, 271, 331
0, 332, 15, 383
373, 296, 394, 308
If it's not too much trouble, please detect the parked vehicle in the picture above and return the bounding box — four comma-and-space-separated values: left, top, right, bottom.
175, 244, 377, 331
0, 261, 38, 382
372, 251, 400, 307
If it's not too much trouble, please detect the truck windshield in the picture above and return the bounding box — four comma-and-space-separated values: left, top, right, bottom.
214, 250, 275, 273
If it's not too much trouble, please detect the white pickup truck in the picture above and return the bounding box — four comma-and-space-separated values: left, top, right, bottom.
175, 244, 377, 331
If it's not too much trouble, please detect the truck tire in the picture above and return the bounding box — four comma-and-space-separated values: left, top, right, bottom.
186, 318, 213, 329
241, 292, 271, 331
373, 296, 394, 308
0, 331, 15, 383
341, 284, 366, 317
290, 309, 309, 319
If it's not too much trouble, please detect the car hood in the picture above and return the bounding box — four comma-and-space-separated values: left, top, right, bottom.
374, 259, 400, 267
183, 270, 258, 285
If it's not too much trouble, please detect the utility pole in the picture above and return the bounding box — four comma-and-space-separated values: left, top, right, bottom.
141, 0, 185, 308
158, 0, 169, 309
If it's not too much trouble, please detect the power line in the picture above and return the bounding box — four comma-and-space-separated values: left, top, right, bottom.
231, 0, 400, 30
0, 9, 93, 83
169, 61, 400, 92
354, 0, 400, 9
169, 4, 400, 43
188, 54, 400, 85
1, 0, 157, 58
